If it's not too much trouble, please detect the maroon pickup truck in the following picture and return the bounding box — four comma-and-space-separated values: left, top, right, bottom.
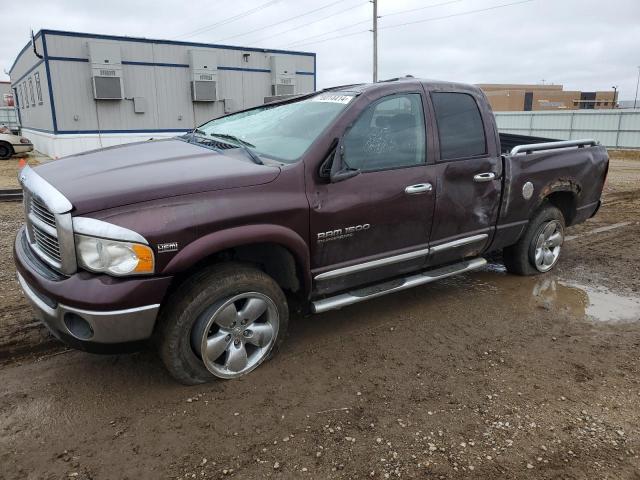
14, 78, 609, 384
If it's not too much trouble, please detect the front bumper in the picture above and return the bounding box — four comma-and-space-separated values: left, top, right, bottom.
14, 227, 172, 349
17, 272, 160, 344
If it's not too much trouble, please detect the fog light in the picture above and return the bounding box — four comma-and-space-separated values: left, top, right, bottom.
63, 313, 94, 340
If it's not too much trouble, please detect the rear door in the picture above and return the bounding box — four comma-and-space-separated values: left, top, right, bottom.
309, 91, 436, 295
425, 90, 502, 266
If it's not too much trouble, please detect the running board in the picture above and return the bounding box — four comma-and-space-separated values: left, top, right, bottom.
311, 257, 487, 313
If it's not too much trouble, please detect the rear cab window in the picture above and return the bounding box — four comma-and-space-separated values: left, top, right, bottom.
431, 92, 487, 161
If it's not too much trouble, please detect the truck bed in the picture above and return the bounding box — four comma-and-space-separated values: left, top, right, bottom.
499, 132, 559, 155
491, 138, 609, 252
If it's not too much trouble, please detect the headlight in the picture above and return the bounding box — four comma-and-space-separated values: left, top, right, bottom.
72, 217, 155, 276
75, 235, 154, 276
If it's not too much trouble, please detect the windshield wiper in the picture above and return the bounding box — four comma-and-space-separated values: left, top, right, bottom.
184, 128, 207, 143
209, 132, 255, 148
209, 132, 263, 165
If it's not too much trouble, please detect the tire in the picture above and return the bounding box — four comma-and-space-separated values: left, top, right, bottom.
0, 142, 13, 160
156, 262, 289, 385
503, 203, 565, 276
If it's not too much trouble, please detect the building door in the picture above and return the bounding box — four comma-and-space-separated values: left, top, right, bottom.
524, 91, 533, 111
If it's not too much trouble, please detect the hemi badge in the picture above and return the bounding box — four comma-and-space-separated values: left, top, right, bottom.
157, 242, 179, 253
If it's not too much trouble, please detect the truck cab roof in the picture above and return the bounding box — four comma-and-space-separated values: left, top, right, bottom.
326, 77, 485, 97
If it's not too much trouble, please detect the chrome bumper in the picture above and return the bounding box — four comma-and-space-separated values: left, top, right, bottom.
12, 144, 34, 154
17, 273, 160, 344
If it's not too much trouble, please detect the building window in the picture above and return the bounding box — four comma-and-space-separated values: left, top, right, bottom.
28, 78, 36, 107
432, 92, 487, 161
22, 82, 28, 108
34, 72, 43, 104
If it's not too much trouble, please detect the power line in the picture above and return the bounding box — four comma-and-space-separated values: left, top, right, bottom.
288, 0, 534, 49
382, 0, 533, 30
384, 0, 466, 18
282, 0, 468, 48
279, 18, 369, 48
216, 0, 347, 42
247, 1, 368, 45
174, 0, 279, 40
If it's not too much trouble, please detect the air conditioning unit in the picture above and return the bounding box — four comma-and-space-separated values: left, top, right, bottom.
189, 50, 218, 102
88, 42, 124, 100
270, 56, 297, 97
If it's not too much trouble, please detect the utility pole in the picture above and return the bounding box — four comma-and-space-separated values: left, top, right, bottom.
635, 66, 640, 109
372, 0, 378, 83
611, 85, 617, 109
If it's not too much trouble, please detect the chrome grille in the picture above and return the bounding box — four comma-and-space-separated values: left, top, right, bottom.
25, 192, 63, 267
20, 166, 76, 275
31, 222, 62, 262
30, 196, 56, 227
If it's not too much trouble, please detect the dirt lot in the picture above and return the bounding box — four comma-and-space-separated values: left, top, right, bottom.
1, 152, 640, 479
0, 152, 44, 189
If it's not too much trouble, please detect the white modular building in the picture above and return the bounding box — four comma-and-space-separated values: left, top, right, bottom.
9, 29, 316, 157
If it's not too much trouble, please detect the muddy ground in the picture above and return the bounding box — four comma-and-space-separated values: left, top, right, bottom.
1, 153, 639, 479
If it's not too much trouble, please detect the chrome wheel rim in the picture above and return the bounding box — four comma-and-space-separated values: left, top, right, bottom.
191, 292, 279, 379
533, 220, 563, 272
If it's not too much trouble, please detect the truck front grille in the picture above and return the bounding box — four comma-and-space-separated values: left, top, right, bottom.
30, 196, 57, 227
31, 221, 62, 263
20, 167, 76, 275
24, 191, 64, 268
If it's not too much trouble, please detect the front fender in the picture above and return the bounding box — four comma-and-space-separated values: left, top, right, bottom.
161, 224, 311, 293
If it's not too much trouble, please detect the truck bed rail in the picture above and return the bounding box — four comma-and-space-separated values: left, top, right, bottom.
510, 138, 598, 156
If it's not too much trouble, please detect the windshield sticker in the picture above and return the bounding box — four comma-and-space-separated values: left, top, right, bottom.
311, 94, 354, 104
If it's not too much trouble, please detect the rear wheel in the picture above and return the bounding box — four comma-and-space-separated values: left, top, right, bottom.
157, 263, 289, 385
503, 204, 565, 276
0, 142, 13, 160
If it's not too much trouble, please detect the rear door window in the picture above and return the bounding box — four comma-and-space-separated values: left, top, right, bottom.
431, 92, 487, 161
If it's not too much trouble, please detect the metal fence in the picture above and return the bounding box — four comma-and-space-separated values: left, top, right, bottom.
494, 109, 640, 149
0, 107, 19, 132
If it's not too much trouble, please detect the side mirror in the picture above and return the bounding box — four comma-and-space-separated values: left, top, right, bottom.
329, 137, 360, 183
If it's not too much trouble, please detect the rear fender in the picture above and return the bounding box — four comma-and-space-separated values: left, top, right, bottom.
533, 179, 581, 226
536, 179, 580, 207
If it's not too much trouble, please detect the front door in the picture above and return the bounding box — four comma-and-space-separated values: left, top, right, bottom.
308, 92, 436, 295
426, 90, 502, 266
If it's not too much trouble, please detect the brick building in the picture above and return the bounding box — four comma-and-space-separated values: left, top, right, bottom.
478, 84, 617, 111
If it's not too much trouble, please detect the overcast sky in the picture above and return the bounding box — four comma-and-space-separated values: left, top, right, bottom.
2, 0, 639, 99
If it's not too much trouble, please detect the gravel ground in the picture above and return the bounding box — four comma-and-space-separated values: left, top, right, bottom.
0, 152, 639, 479
0, 151, 45, 189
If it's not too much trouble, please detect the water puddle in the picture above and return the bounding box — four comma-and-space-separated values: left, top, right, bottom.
467, 263, 640, 323
558, 281, 640, 323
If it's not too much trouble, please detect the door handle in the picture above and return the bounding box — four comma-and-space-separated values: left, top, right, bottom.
405, 183, 433, 194
473, 172, 496, 183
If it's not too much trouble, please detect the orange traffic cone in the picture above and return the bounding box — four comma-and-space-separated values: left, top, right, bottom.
18, 158, 26, 169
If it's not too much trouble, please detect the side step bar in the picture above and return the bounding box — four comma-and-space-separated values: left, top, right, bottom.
311, 257, 487, 313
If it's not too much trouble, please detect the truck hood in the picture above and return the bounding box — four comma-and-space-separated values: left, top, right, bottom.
34, 138, 281, 214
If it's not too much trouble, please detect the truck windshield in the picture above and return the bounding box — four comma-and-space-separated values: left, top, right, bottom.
198, 93, 355, 163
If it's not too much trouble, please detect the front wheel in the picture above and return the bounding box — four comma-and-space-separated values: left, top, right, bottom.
503, 204, 565, 276
0, 142, 14, 160
157, 263, 289, 384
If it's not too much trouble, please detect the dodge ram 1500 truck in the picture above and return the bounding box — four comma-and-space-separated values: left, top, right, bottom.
14, 77, 609, 384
